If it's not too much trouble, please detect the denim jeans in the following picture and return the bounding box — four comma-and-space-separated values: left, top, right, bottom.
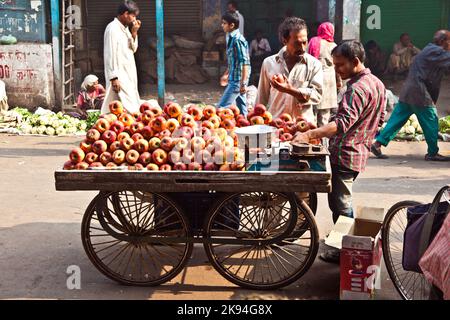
328, 165, 359, 224
218, 80, 248, 116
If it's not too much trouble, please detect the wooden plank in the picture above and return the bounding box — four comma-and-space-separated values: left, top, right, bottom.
54, 157, 332, 193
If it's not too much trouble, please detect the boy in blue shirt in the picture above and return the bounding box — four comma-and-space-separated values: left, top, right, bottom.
218, 11, 251, 116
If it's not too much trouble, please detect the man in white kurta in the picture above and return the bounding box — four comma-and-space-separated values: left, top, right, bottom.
101, 4, 141, 114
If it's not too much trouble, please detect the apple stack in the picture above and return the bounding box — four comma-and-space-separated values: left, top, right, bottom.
63, 101, 252, 171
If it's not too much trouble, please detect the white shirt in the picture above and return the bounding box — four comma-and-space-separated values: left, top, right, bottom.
249, 38, 271, 57
256, 47, 323, 124
101, 18, 141, 114
236, 10, 244, 36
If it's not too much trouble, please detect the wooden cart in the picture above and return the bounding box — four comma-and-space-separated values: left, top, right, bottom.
55, 159, 331, 290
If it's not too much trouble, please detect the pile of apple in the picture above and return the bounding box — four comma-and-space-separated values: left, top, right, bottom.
247, 104, 319, 144
63, 101, 251, 171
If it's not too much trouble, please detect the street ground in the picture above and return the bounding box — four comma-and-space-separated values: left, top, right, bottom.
0, 134, 449, 300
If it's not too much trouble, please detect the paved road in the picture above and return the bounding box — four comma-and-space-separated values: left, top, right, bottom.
0, 135, 448, 299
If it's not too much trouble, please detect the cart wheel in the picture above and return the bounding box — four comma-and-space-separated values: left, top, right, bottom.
382, 200, 430, 300
297, 192, 317, 215
81, 191, 193, 286
203, 192, 319, 290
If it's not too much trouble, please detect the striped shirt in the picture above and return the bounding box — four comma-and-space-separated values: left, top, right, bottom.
329, 68, 386, 172
226, 29, 251, 83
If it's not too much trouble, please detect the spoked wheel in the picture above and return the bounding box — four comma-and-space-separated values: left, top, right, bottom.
203, 192, 319, 290
81, 191, 193, 286
297, 192, 317, 215
382, 200, 430, 300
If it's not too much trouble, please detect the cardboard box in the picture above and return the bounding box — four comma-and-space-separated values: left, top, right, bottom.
325, 207, 384, 300
202, 51, 220, 62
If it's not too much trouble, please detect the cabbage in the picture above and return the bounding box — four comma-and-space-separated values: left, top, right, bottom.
37, 125, 47, 135
55, 126, 66, 136
404, 125, 415, 135
19, 123, 32, 134
439, 116, 450, 134
411, 121, 419, 129
78, 122, 87, 131
66, 126, 77, 134
31, 126, 38, 135
46, 126, 56, 135
409, 114, 418, 123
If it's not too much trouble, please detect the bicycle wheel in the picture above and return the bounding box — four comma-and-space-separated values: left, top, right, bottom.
81, 191, 193, 286
203, 192, 319, 290
382, 200, 430, 300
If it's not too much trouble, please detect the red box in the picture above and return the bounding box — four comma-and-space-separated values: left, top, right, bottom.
325, 207, 384, 300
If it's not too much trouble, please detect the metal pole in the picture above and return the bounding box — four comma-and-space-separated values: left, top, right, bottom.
155, 0, 165, 106
50, 0, 62, 109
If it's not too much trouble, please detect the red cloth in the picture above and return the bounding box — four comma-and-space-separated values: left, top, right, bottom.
308, 22, 335, 59
419, 212, 450, 299
77, 84, 105, 110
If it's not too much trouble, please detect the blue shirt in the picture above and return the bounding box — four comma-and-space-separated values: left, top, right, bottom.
226, 29, 251, 83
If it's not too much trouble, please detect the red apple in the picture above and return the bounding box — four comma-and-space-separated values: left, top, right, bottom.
84, 152, 99, 164
272, 118, 285, 128
109, 141, 121, 153
209, 115, 221, 129
202, 120, 215, 130
166, 118, 180, 132
120, 137, 134, 151
250, 116, 265, 125
129, 122, 144, 135
140, 126, 154, 140
134, 163, 144, 170
141, 110, 154, 125
109, 101, 124, 115
221, 118, 236, 130
106, 162, 117, 169
149, 137, 162, 151
190, 137, 206, 151
158, 129, 172, 138
63, 160, 76, 170
253, 104, 267, 116
281, 132, 293, 141
173, 137, 189, 152
152, 148, 168, 166
237, 118, 251, 127
92, 140, 108, 155
79, 139, 92, 153
126, 149, 140, 165
86, 128, 101, 143
159, 164, 172, 171
133, 139, 149, 153
219, 164, 232, 171
279, 113, 293, 123
203, 163, 218, 171
148, 105, 163, 118
181, 149, 195, 164
138, 152, 152, 166
102, 113, 118, 124
99, 152, 112, 166
160, 136, 174, 152
118, 113, 135, 127
75, 162, 89, 170
89, 162, 104, 168
117, 131, 130, 142
188, 162, 202, 171
95, 118, 110, 133
173, 162, 187, 171
181, 114, 196, 128
284, 121, 297, 134
218, 108, 235, 121
151, 116, 167, 132
296, 120, 310, 133
101, 130, 117, 144
262, 111, 273, 124
139, 102, 151, 113
131, 133, 144, 143
203, 105, 217, 119
229, 105, 240, 117
187, 104, 203, 121
167, 103, 182, 118
146, 163, 159, 171
110, 120, 125, 135
70, 147, 85, 163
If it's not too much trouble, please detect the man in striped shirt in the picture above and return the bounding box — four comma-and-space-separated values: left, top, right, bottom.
218, 11, 251, 116
292, 41, 386, 263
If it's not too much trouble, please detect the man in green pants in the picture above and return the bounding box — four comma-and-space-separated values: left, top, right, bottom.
371, 30, 450, 161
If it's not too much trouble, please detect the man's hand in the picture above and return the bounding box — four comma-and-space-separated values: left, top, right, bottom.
131, 20, 141, 34
220, 71, 229, 87
291, 131, 311, 144
240, 83, 247, 94
111, 79, 121, 93
270, 74, 291, 93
